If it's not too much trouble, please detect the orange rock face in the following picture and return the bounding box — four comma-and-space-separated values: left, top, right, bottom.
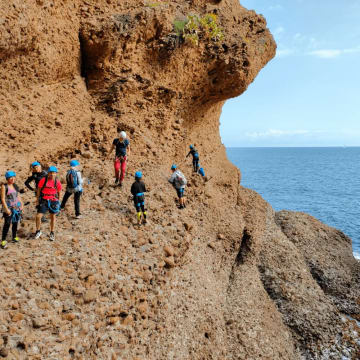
0, 0, 359, 359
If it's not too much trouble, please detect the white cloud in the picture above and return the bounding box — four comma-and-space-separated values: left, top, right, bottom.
245, 129, 309, 139
269, 4, 283, 11
273, 26, 284, 35
308, 47, 360, 58
276, 49, 295, 57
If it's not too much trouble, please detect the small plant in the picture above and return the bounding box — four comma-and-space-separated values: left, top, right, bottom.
174, 13, 224, 46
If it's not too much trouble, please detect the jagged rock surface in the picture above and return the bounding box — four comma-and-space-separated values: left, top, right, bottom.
1, 0, 359, 359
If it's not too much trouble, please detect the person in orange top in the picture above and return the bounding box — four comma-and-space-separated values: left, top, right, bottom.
35, 166, 62, 241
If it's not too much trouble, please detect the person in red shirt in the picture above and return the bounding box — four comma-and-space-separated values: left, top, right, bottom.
35, 166, 62, 241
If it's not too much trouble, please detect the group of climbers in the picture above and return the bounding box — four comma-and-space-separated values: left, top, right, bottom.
1, 129, 204, 248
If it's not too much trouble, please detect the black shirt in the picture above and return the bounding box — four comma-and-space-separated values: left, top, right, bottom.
25, 171, 48, 191
131, 180, 147, 197
113, 138, 130, 157
186, 148, 199, 160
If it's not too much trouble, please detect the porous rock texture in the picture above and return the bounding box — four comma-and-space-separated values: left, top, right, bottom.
0, 0, 359, 359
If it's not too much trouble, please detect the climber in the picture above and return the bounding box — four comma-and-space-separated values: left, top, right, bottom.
35, 166, 62, 241
168, 164, 187, 209
130, 171, 148, 225
25, 161, 47, 193
25, 161, 49, 222
106, 130, 130, 187
186, 144, 200, 173
60, 160, 83, 219
1, 171, 23, 249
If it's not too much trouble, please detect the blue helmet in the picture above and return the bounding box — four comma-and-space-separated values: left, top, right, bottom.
31, 161, 40, 168
70, 160, 80, 167
48, 166, 58, 173
135, 171, 142, 179
171, 164, 177, 170
5, 171, 16, 179
189, 144, 194, 149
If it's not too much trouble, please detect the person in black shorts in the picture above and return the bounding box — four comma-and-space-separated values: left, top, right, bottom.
130, 171, 147, 225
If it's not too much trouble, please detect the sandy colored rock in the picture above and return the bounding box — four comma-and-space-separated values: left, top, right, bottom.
0, 0, 359, 359
83, 290, 97, 304
163, 245, 174, 257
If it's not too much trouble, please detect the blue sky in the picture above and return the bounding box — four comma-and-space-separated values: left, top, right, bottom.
220, 0, 360, 147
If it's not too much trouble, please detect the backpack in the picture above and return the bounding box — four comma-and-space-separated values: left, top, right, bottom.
66, 169, 78, 189
175, 171, 187, 186
193, 151, 199, 160
40, 176, 59, 200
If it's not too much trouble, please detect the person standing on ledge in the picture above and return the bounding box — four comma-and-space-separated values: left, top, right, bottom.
168, 164, 187, 209
35, 166, 62, 241
25, 161, 48, 222
1, 171, 23, 249
106, 130, 130, 187
130, 171, 148, 225
60, 160, 83, 219
25, 161, 48, 194
186, 144, 200, 173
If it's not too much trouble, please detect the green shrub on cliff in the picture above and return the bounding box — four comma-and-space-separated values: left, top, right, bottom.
174, 13, 224, 46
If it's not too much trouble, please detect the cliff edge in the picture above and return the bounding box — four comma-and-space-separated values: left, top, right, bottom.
0, 0, 359, 359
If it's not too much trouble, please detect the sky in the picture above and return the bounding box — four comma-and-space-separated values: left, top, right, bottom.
220, 0, 360, 147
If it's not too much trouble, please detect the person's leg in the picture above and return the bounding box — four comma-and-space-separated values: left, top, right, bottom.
141, 204, 147, 223
74, 192, 81, 216
120, 157, 127, 184
36, 213, 43, 231
12, 221, 19, 241
2, 214, 11, 241
50, 213, 55, 233
114, 158, 120, 182
60, 191, 72, 210
195, 160, 199, 172
193, 159, 197, 172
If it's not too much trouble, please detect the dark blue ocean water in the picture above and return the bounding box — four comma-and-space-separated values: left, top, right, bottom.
226, 147, 360, 257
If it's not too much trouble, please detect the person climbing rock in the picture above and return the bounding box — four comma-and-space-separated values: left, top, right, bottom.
25, 161, 48, 222
1, 171, 23, 249
130, 171, 148, 225
35, 166, 62, 241
107, 130, 130, 187
186, 144, 200, 173
168, 164, 187, 209
25, 161, 47, 193
60, 160, 83, 219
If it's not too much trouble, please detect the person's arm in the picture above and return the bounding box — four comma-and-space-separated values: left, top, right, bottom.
57, 181, 62, 201
36, 187, 41, 206
168, 173, 175, 184
127, 141, 130, 157
24, 175, 35, 191
18, 193, 24, 211
130, 183, 135, 196
186, 151, 191, 158
1, 185, 11, 215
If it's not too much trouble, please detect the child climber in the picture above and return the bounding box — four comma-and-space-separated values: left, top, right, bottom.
1, 171, 23, 249
25, 161, 47, 193
186, 144, 200, 173
60, 160, 83, 219
130, 171, 147, 225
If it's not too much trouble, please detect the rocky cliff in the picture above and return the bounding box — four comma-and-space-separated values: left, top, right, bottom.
1, 0, 359, 359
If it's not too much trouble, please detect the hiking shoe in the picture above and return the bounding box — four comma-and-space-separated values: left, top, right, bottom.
143, 218, 147, 224
115, 178, 119, 184
34, 230, 42, 239
12, 237, 20, 243
118, 182, 123, 188
75, 215, 82, 219
49, 232, 55, 241
1, 240, 7, 249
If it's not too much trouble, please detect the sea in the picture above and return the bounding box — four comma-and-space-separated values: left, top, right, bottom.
226, 147, 360, 258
